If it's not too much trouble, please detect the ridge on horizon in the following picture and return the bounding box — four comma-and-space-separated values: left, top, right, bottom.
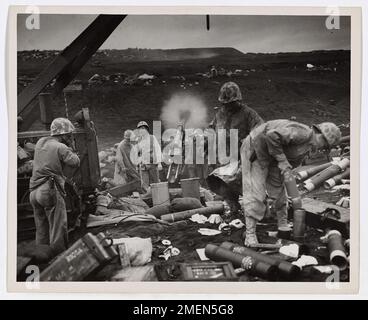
17, 47, 351, 54
17, 47, 351, 64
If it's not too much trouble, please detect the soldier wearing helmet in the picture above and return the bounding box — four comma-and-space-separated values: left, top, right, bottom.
114, 129, 141, 186
241, 119, 341, 246
137, 121, 149, 131
135, 121, 162, 186
212, 82, 263, 142
207, 82, 264, 213
312, 122, 342, 148
29, 117, 80, 257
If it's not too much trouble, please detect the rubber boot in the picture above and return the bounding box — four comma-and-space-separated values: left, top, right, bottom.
244, 216, 259, 247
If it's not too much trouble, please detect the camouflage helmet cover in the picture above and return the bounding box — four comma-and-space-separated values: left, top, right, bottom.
50, 118, 75, 136
314, 122, 342, 147
218, 82, 242, 104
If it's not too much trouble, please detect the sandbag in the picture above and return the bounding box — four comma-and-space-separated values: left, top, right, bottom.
109, 197, 149, 214
170, 197, 202, 212
145, 204, 170, 218
115, 237, 153, 266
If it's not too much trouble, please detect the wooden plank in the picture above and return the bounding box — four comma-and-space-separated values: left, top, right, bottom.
40, 233, 117, 281
83, 108, 101, 190
18, 130, 50, 139
18, 15, 126, 131
302, 197, 350, 223
141, 188, 205, 200
110, 265, 157, 281
53, 16, 126, 93
40, 240, 100, 281
107, 180, 141, 197
18, 57, 68, 115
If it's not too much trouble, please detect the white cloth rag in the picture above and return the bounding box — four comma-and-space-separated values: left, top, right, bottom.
198, 228, 222, 236
279, 244, 299, 258
229, 219, 245, 229
207, 214, 223, 224
336, 196, 350, 208
313, 265, 334, 274
292, 255, 318, 269
332, 185, 350, 191
190, 214, 208, 224
114, 237, 152, 266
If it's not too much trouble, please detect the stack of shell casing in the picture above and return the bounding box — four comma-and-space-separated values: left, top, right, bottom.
300, 158, 350, 192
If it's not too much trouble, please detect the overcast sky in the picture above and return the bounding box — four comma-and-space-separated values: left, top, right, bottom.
17, 14, 351, 53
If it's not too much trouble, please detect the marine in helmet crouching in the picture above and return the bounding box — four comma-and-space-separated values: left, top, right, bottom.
241, 120, 342, 246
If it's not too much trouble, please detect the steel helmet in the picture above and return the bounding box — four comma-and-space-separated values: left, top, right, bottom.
314, 122, 342, 147
218, 82, 242, 104
137, 121, 149, 130
50, 118, 75, 136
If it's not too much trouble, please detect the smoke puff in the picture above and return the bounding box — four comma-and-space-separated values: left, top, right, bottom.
160, 93, 208, 129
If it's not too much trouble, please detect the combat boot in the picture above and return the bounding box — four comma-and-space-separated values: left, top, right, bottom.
244, 216, 259, 246
276, 210, 292, 230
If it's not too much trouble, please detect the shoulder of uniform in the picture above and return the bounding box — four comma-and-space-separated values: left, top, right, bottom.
44, 136, 60, 146
56, 140, 70, 151
293, 121, 311, 129
241, 104, 258, 115
240, 102, 251, 111
245, 104, 256, 111
34, 137, 44, 146
150, 134, 159, 141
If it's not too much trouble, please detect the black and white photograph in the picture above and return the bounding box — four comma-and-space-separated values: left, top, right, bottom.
8, 6, 361, 292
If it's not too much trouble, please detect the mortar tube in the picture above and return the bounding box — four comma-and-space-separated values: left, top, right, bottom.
323, 168, 350, 189
205, 244, 278, 281
336, 158, 350, 170
326, 230, 348, 271
160, 204, 224, 223
241, 236, 310, 255
303, 158, 350, 192
219, 242, 300, 280
296, 162, 332, 181
293, 209, 306, 242
339, 135, 350, 144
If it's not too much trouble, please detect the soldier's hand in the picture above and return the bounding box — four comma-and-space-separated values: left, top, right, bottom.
278, 161, 292, 175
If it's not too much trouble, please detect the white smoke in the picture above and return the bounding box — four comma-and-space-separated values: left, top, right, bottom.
160, 93, 208, 129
